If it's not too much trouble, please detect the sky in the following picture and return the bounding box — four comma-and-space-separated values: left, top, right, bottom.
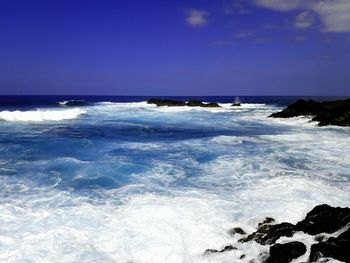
0, 0, 349, 96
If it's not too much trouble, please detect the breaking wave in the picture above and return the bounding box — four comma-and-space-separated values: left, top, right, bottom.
0, 108, 86, 122
58, 100, 89, 106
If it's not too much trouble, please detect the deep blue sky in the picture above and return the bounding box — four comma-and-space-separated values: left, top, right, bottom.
0, 0, 349, 95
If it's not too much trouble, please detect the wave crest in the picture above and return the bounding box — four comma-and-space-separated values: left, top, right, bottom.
0, 108, 86, 122
58, 100, 89, 106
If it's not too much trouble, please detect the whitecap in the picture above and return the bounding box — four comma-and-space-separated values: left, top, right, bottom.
0, 108, 86, 122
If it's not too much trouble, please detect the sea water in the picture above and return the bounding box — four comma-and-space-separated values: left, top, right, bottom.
0, 96, 349, 263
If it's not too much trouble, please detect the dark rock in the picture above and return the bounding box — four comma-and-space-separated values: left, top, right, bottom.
240, 254, 246, 259
239, 222, 297, 245
229, 227, 246, 236
204, 245, 236, 255
309, 228, 350, 262
266, 241, 307, 263
258, 217, 276, 227
231, 103, 241, 107
187, 100, 220, 107
147, 98, 221, 107
147, 98, 186, 107
314, 234, 327, 242
296, 204, 350, 235
269, 99, 350, 127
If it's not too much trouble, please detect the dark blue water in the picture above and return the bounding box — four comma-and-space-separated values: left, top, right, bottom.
0, 95, 347, 110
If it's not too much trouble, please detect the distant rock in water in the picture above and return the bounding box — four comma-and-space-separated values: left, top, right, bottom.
187, 100, 220, 107
231, 97, 241, 106
147, 98, 221, 107
205, 204, 350, 263
269, 98, 350, 126
147, 98, 186, 107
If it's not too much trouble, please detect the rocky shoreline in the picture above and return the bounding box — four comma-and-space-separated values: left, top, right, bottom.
205, 204, 350, 262
269, 99, 350, 127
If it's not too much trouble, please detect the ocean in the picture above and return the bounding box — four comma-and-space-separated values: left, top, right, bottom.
0, 96, 349, 263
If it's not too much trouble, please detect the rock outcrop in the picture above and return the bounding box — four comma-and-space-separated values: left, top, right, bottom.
269, 99, 350, 126
309, 228, 350, 262
204, 204, 350, 262
266, 241, 307, 263
147, 98, 221, 107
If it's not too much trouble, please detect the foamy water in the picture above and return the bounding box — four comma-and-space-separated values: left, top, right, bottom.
0, 108, 86, 122
0, 101, 349, 263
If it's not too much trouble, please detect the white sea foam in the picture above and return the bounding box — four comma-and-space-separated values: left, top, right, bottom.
0, 101, 349, 262
0, 108, 86, 122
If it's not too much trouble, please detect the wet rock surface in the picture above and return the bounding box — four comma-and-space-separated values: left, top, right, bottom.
269, 98, 350, 126
204, 204, 350, 262
266, 241, 307, 263
309, 228, 350, 262
229, 227, 246, 236
239, 222, 297, 245
204, 245, 236, 255
296, 204, 350, 235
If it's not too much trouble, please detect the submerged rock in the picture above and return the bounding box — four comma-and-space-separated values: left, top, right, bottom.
147, 98, 221, 107
204, 245, 236, 255
266, 241, 306, 263
269, 98, 350, 126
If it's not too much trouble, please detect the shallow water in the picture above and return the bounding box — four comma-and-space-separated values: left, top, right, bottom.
0, 100, 349, 262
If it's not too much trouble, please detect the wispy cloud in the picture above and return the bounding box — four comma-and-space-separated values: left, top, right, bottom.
253, 0, 350, 32
295, 11, 314, 29
185, 9, 209, 27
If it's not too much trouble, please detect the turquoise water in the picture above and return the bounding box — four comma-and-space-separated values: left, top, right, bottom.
0, 98, 349, 262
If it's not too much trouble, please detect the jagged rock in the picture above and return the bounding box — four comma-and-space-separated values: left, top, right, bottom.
231, 103, 241, 107
258, 217, 276, 227
147, 98, 221, 107
229, 227, 246, 236
204, 245, 236, 255
265, 241, 306, 263
309, 228, 350, 262
269, 99, 350, 127
239, 222, 297, 245
147, 98, 186, 107
296, 204, 350, 235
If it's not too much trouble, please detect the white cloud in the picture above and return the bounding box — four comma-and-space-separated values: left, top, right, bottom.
185, 9, 209, 27
253, 0, 306, 11
313, 0, 350, 32
253, 0, 350, 32
295, 11, 314, 28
